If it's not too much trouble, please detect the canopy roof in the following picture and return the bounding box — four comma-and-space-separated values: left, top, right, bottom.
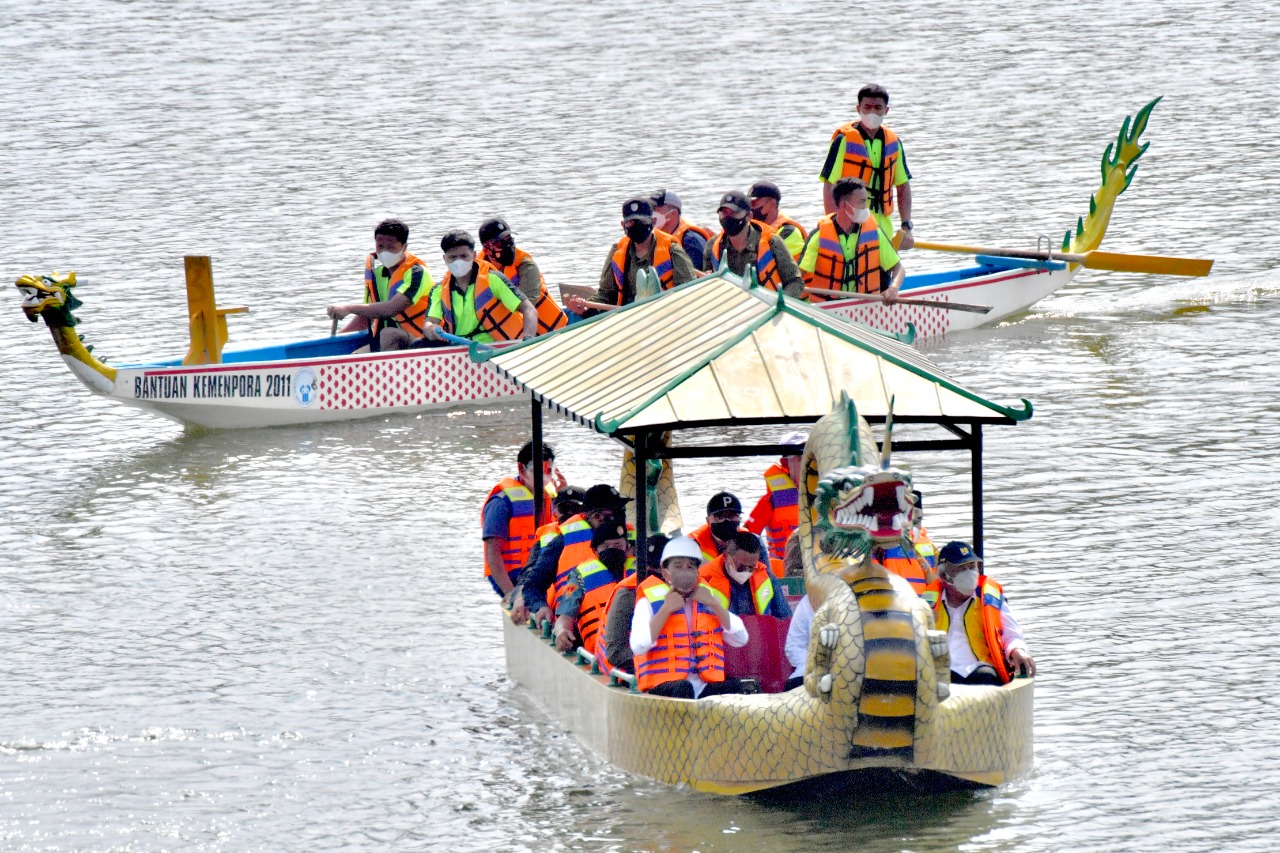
475, 276, 1032, 435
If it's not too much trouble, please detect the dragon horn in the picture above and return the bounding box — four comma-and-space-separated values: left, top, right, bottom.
880, 395, 895, 469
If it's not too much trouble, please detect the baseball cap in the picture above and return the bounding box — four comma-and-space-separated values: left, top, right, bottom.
938, 541, 979, 566
911, 489, 923, 510
717, 191, 751, 216
650, 188, 682, 210
553, 485, 586, 509
621, 197, 654, 222
583, 483, 632, 511
592, 522, 628, 549
707, 491, 742, 515
478, 217, 511, 244
749, 181, 782, 202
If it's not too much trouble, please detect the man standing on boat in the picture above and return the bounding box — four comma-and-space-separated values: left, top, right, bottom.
748, 182, 809, 261
933, 541, 1036, 686
477, 217, 568, 336
745, 431, 807, 567
800, 178, 904, 303
650, 188, 712, 271
421, 230, 538, 343
566, 198, 698, 317
327, 218, 436, 351
481, 442, 565, 600
819, 83, 914, 250
703, 190, 805, 297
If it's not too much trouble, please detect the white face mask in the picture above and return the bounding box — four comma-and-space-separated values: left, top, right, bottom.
447, 258, 472, 277
948, 569, 979, 597
859, 111, 884, 131
727, 565, 754, 584
376, 250, 403, 268
851, 207, 871, 224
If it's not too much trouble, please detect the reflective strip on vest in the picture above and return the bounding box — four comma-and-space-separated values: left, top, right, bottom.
365, 252, 434, 338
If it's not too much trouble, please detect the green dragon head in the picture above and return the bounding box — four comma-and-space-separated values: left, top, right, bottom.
800, 393, 915, 567
16, 272, 81, 328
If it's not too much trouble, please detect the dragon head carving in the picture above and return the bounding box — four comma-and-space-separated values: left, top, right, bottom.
16, 272, 80, 327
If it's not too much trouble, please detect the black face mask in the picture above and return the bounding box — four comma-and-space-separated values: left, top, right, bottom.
719, 215, 748, 236
598, 548, 628, 575
625, 222, 653, 243
710, 520, 739, 541
494, 239, 516, 266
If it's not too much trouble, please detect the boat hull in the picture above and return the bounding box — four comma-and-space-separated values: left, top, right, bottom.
503, 611, 1033, 795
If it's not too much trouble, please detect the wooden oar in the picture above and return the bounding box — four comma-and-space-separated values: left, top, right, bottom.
804, 288, 992, 314
913, 240, 1213, 277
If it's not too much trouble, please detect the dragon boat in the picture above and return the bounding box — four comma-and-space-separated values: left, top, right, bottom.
481, 276, 1034, 794
15, 100, 1168, 430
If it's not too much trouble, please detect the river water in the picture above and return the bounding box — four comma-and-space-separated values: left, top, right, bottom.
2, 1, 1278, 850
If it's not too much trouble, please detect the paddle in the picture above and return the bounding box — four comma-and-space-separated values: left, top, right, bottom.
804, 287, 993, 314
437, 330, 492, 349
912, 240, 1213, 277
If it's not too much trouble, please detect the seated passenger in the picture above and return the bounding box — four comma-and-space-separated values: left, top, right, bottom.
481, 441, 563, 600
420, 230, 538, 343
597, 534, 668, 676
566, 197, 698, 317
700, 531, 792, 619
477, 217, 568, 335
748, 181, 809, 260
553, 522, 634, 652
875, 536, 939, 606
520, 484, 631, 626
799, 177, 904, 304
783, 589, 813, 691
509, 485, 585, 625
631, 536, 749, 699
703, 190, 805, 297
745, 431, 807, 566
909, 489, 937, 569
327, 218, 436, 351
934, 541, 1036, 686
651, 188, 712, 271
689, 491, 754, 562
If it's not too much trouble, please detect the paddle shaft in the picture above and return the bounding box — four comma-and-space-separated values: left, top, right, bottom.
803, 287, 992, 314
913, 240, 1213, 277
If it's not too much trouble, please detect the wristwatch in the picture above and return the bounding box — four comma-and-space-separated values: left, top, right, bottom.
902, 220, 914, 231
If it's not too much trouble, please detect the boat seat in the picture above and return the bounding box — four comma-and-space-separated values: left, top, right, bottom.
725, 614, 793, 694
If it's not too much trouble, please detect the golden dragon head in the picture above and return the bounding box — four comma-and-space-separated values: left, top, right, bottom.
16, 272, 80, 326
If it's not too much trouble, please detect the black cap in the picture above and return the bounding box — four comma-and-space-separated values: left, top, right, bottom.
583, 483, 632, 511
707, 491, 742, 515
912, 489, 923, 510
592, 522, 629, 549
645, 533, 670, 569
748, 181, 781, 202
440, 230, 475, 253
621, 197, 654, 222
553, 485, 586, 508
478, 217, 511, 244
717, 191, 751, 215
650, 188, 682, 210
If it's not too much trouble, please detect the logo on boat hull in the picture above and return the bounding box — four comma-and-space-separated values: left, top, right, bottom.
294, 368, 317, 407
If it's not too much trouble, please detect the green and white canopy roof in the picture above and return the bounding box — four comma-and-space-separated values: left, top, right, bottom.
475, 276, 1032, 435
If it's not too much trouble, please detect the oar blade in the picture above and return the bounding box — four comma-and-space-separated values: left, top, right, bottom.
1083, 251, 1213, 277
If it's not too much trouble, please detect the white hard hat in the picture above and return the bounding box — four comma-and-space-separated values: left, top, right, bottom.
661, 536, 703, 565
779, 431, 808, 446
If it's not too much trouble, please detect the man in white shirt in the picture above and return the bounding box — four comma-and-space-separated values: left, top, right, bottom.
630, 536, 749, 699
934, 541, 1036, 686
783, 593, 814, 691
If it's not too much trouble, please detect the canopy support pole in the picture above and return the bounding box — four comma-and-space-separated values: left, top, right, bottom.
971, 424, 984, 555
532, 396, 545, 528
634, 431, 650, 583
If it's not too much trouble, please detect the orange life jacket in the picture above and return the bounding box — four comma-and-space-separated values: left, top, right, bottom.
746, 462, 798, 564
481, 477, 549, 582
875, 545, 939, 606
933, 577, 1012, 684
707, 222, 783, 291
594, 573, 639, 674
831, 123, 904, 216
635, 576, 727, 692
573, 557, 635, 657
437, 259, 525, 341
699, 554, 776, 616
480, 246, 568, 335
363, 251, 434, 339
772, 214, 809, 241
687, 523, 730, 564
912, 527, 937, 569
803, 214, 883, 299
610, 230, 678, 303
550, 514, 593, 611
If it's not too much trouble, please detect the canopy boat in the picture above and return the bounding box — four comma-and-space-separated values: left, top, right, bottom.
480, 276, 1035, 795
15, 99, 1187, 430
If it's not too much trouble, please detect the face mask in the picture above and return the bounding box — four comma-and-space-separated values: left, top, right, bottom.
727, 563, 754, 584
719, 215, 748, 236
710, 520, 739, 541
494, 240, 516, 266
860, 111, 884, 131
376, 250, 403, 268
851, 208, 871, 224
598, 548, 628, 575
447, 258, 472, 277
625, 221, 653, 243
948, 569, 979, 597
